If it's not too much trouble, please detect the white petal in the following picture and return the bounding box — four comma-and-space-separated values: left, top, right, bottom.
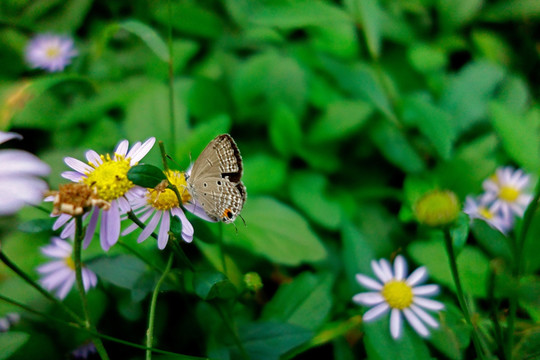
56, 273, 76, 299
183, 201, 217, 222
115, 140, 129, 157
61, 171, 84, 182
101, 201, 120, 250
352, 292, 385, 306
117, 196, 131, 213
52, 214, 71, 231
362, 302, 389, 322
390, 308, 403, 339
138, 211, 161, 243
403, 308, 430, 337
125, 141, 141, 160
379, 259, 394, 279
355, 274, 383, 291
393, 255, 407, 281
85, 150, 102, 166
371, 260, 391, 283
410, 304, 439, 328
406, 266, 428, 287
0, 132, 22, 144
412, 284, 439, 296
413, 297, 445, 311
36, 260, 66, 274
83, 208, 100, 249
171, 208, 194, 242
0, 150, 50, 176
64, 157, 93, 174
157, 211, 170, 250
129, 137, 155, 165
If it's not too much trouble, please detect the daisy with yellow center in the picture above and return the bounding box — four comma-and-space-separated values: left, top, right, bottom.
353, 255, 444, 339
122, 169, 211, 249
482, 166, 533, 219
25, 34, 77, 72
464, 194, 513, 234
36, 237, 97, 300
52, 138, 155, 251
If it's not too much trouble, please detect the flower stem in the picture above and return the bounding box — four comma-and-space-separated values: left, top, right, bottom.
506, 180, 540, 360
74, 216, 110, 360
146, 253, 174, 360
0, 251, 82, 324
0, 293, 210, 359
167, 0, 176, 156
443, 228, 486, 360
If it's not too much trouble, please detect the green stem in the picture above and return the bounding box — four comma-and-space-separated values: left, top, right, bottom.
215, 303, 249, 360
443, 228, 486, 360
487, 267, 505, 359
74, 216, 110, 360
0, 294, 210, 359
167, 0, 176, 156
0, 251, 82, 324
146, 253, 174, 360
159, 141, 170, 172
507, 180, 540, 359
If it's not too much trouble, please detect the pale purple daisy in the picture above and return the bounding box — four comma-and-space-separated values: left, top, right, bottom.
482, 167, 533, 219
52, 137, 156, 251
353, 255, 444, 339
25, 34, 77, 72
37, 237, 97, 300
0, 131, 50, 216
122, 169, 214, 249
464, 194, 513, 234
72, 341, 97, 359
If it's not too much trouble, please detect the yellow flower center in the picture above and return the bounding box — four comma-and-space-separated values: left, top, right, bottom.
45, 46, 60, 59
478, 206, 494, 220
381, 280, 414, 310
146, 170, 191, 211
499, 186, 519, 202
64, 257, 75, 270
83, 154, 133, 201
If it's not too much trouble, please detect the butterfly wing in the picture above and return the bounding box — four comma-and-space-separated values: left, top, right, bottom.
187, 134, 246, 222
189, 134, 243, 182
190, 177, 246, 223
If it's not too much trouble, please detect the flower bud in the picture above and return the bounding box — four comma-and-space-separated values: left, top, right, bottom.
414, 189, 460, 227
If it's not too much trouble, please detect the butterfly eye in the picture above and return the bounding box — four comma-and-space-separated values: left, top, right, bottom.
217, 180, 222, 186
203, 183, 207, 187
222, 208, 233, 221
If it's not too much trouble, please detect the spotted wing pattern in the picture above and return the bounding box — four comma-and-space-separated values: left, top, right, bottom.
187, 134, 246, 223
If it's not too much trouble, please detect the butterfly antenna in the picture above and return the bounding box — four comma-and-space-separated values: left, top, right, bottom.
232, 221, 238, 234
239, 214, 247, 227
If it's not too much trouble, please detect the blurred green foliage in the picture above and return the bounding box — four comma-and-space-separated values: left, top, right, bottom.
0, 0, 539, 359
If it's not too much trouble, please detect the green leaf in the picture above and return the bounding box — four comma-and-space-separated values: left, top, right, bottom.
342, 222, 375, 294
262, 272, 333, 330
269, 105, 302, 158
223, 197, 327, 266
429, 303, 471, 360
482, 0, 540, 21
407, 238, 490, 297
440, 61, 505, 134
0, 331, 30, 360
249, 1, 350, 28
116, 20, 169, 62
471, 30, 512, 66
407, 44, 447, 73
402, 94, 455, 160
193, 270, 237, 300
450, 213, 470, 253
87, 255, 147, 289
489, 101, 540, 172
307, 100, 373, 143
470, 219, 512, 261
242, 153, 287, 194
363, 317, 432, 360
151, 1, 224, 38
370, 121, 425, 173
344, 0, 382, 58
289, 170, 342, 230
17, 218, 56, 233
238, 322, 312, 360
36, 0, 93, 32
436, 0, 483, 30
127, 164, 166, 188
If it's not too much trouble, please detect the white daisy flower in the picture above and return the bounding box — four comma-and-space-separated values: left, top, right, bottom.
52, 137, 156, 251
0, 313, 20, 332
353, 255, 444, 339
0, 131, 50, 216
122, 169, 212, 249
482, 167, 533, 219
36, 237, 97, 300
25, 34, 77, 72
464, 195, 514, 234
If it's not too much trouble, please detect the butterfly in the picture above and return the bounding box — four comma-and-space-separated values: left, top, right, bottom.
185, 134, 246, 223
